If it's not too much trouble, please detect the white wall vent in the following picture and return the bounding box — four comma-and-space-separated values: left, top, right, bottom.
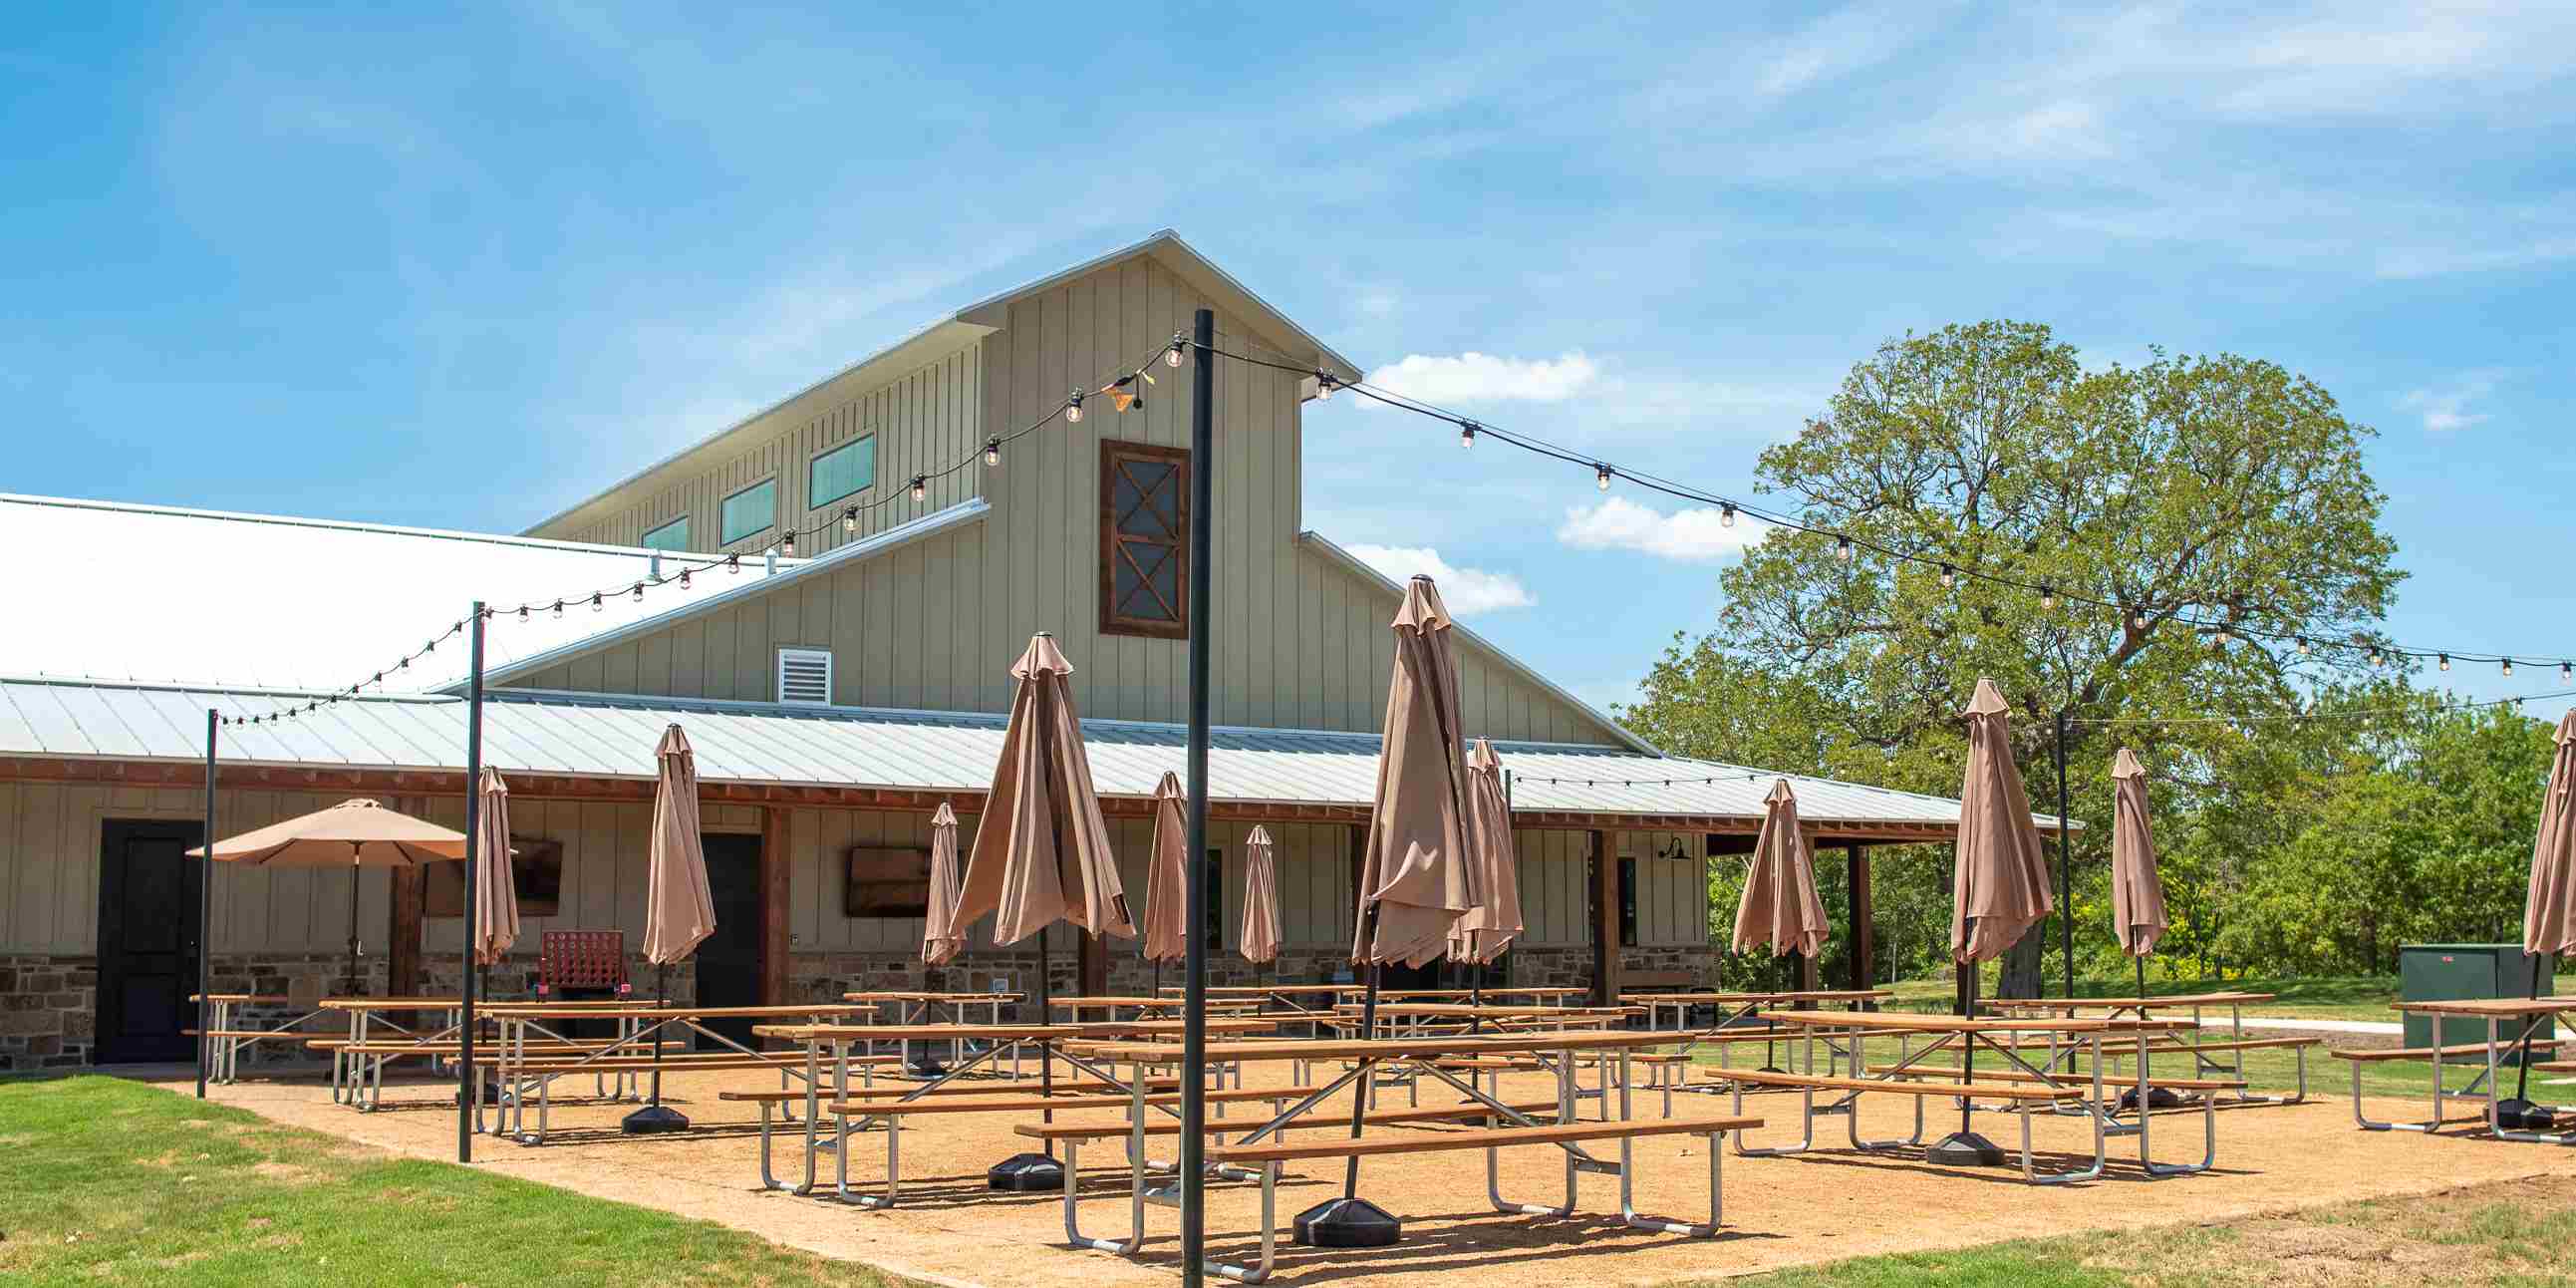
776, 647, 833, 706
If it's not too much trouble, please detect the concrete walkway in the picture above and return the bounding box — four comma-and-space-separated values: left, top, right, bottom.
2236, 1015, 2403, 1036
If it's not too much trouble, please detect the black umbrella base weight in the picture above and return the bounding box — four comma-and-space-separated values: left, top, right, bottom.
2495, 1099, 2563, 1131
903, 1057, 950, 1079
621, 1105, 691, 1134
1294, 1196, 1401, 1247
2118, 1088, 2185, 1113
989, 1151, 1065, 1191
1925, 1130, 2006, 1167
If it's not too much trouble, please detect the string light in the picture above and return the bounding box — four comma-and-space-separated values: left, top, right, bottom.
2040, 583, 2056, 611
2502, 657, 2515, 678
589, 592, 603, 613
1460, 422, 1477, 449
985, 439, 1002, 467
780, 529, 795, 555
1938, 563, 1954, 589
2438, 653, 2450, 672
910, 476, 927, 502
2131, 610, 2147, 631
842, 507, 858, 533
1066, 391, 1085, 423
1594, 464, 1612, 491
2563, 662, 2572, 682
1719, 501, 1736, 528
727, 554, 741, 575
551, 599, 564, 618
1165, 334, 1187, 368
1315, 373, 1335, 402
1835, 534, 1854, 563
2296, 637, 2311, 655
677, 568, 690, 589
630, 582, 644, 603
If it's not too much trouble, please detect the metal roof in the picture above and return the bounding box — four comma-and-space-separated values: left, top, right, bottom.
0, 676, 2054, 832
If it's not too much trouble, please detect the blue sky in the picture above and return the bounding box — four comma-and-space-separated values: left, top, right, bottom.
5, 3, 2571, 721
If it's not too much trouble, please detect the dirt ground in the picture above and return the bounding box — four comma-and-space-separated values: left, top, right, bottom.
154, 1059, 2576, 1287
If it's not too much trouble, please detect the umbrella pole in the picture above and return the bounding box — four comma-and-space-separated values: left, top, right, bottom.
620, 960, 689, 1132
988, 931, 1064, 1188
1926, 936, 2005, 1166
346, 859, 362, 997
1343, 959, 1381, 1197
2500, 957, 2553, 1127
196, 709, 217, 1101
1291, 904, 1399, 1248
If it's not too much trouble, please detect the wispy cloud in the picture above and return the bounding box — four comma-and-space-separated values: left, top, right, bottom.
1362, 351, 1599, 406
1342, 543, 1537, 614
1557, 496, 1757, 561
2401, 371, 2503, 432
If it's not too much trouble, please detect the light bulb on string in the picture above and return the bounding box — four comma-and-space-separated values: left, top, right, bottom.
2040, 583, 2056, 611
631, 582, 644, 603
2561, 661, 2572, 681
1938, 563, 1954, 589
1594, 464, 1612, 491
1461, 422, 1477, 449
1835, 535, 1853, 563
2295, 636, 2310, 655
985, 439, 1002, 467
727, 554, 740, 575
1066, 391, 1084, 423
781, 529, 795, 555
551, 599, 564, 619
1165, 336, 1187, 368
2438, 653, 2450, 672
842, 507, 858, 534
910, 476, 927, 502
2502, 657, 2515, 678
1719, 502, 1736, 528
2131, 609, 2147, 631
678, 568, 690, 589
1315, 373, 1334, 402
590, 593, 603, 613
515, 605, 528, 622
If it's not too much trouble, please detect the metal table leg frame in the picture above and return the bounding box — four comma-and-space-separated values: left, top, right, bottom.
1727, 1080, 1816, 1156
1202, 1162, 1280, 1284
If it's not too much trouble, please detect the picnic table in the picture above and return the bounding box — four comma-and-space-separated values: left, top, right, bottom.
1620, 988, 1890, 1034
1048, 995, 1271, 1022
1062, 1029, 1754, 1280
1983, 992, 2314, 1106
186, 993, 294, 1084
1723, 1010, 2215, 1184
475, 1001, 867, 1143
2343, 997, 2576, 1142
843, 990, 1020, 1074
745, 1017, 1285, 1204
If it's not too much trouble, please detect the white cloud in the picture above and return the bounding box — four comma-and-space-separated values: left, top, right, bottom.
1342, 544, 1537, 614
1556, 496, 1757, 562
2402, 372, 2501, 432
1362, 352, 1599, 406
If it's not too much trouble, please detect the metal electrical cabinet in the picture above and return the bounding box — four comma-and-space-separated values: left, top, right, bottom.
2400, 944, 2556, 1057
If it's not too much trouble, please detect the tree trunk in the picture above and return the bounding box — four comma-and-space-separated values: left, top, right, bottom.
1996, 925, 2046, 999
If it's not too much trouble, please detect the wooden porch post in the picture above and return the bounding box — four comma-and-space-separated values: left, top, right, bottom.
1847, 842, 1874, 992
760, 806, 790, 1007
1591, 829, 1620, 1006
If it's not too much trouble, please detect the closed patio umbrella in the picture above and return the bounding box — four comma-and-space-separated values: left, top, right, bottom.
471, 769, 519, 969
1733, 780, 1828, 1073
2502, 712, 2576, 1127
627, 723, 714, 1134
1447, 739, 1524, 979
188, 798, 469, 997
1936, 677, 2055, 1166
1142, 771, 1190, 985
953, 632, 1134, 1190
920, 802, 967, 968
1309, 574, 1477, 1250
2109, 749, 2176, 1109
1240, 826, 1282, 967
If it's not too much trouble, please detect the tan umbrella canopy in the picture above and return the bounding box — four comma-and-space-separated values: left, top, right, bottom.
188, 798, 469, 996
643, 725, 716, 967
2109, 749, 2168, 959
1950, 678, 2055, 965
471, 769, 520, 968
1142, 772, 1190, 966
1352, 576, 1478, 969
1240, 826, 1282, 966
955, 633, 1136, 945
1733, 780, 1830, 960
2526, 713, 2576, 962
1447, 740, 1523, 966
921, 802, 967, 967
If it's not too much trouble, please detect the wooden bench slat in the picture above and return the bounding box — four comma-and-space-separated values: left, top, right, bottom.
825, 1084, 1324, 1118
719, 1077, 1180, 1105
1208, 1116, 1759, 1164
2332, 1039, 2564, 1063
1013, 1099, 1566, 1141
1866, 1064, 2248, 1092
1710, 1069, 2072, 1101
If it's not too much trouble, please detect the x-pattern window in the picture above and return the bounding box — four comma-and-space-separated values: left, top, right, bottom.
1099, 441, 1190, 638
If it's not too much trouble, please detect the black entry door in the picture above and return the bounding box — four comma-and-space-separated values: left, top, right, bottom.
694, 833, 764, 1048
97, 819, 205, 1064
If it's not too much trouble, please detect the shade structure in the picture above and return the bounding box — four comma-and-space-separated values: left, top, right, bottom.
1733, 780, 1830, 960
188, 798, 468, 996
1950, 678, 2056, 965
1447, 740, 1523, 966
1240, 825, 1282, 965
2109, 749, 2167, 958
471, 768, 520, 967
188, 797, 467, 867
2526, 713, 2576, 961
642, 725, 716, 966
1350, 576, 1478, 969
1141, 772, 1190, 965
920, 802, 967, 967
955, 634, 1136, 945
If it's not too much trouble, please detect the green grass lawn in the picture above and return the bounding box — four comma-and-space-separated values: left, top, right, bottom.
1875, 972, 2406, 1023
0, 1074, 901, 1288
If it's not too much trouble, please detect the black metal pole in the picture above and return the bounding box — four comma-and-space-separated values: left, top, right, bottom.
458, 601, 484, 1163
1343, 948, 1382, 1197
2056, 708, 2074, 999
197, 710, 217, 1100
1180, 307, 1216, 1285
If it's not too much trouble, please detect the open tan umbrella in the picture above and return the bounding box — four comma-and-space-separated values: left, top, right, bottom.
2502, 712, 2576, 1126
1447, 740, 1523, 968
1240, 826, 1282, 966
1734, 780, 1829, 961
189, 798, 468, 995
1936, 677, 2054, 1165
920, 802, 967, 967
1142, 772, 1190, 968
1351, 576, 1477, 970
471, 769, 519, 968
630, 723, 713, 1133
952, 633, 1132, 1189
2109, 749, 2167, 962
955, 633, 1135, 945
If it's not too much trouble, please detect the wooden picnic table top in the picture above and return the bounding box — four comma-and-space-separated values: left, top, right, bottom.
318, 997, 465, 1011
2390, 997, 2576, 1019
1619, 990, 1891, 1005
1986, 992, 2274, 1009
189, 994, 290, 1004
477, 1002, 863, 1020
1070, 1029, 1687, 1064
841, 991, 1023, 1003
1047, 995, 1268, 1009
1375, 987, 1591, 999
1161, 984, 1361, 996
750, 1016, 1285, 1043
1335, 1003, 1644, 1017
1756, 1010, 2199, 1035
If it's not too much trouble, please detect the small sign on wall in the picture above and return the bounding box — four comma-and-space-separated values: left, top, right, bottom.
426, 837, 564, 917
845, 845, 932, 918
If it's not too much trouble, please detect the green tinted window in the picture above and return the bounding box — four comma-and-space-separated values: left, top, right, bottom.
720, 479, 776, 544
641, 516, 690, 551
809, 436, 876, 508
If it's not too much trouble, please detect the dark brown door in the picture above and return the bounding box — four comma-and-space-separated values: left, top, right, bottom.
97, 819, 204, 1064
694, 833, 764, 1047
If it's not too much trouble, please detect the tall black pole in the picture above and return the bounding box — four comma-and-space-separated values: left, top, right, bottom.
196, 710, 217, 1100
458, 601, 485, 1163
1180, 307, 1216, 1284
2056, 707, 2074, 999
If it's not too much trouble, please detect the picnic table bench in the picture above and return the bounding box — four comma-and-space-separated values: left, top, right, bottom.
1984, 993, 2312, 1106
2335, 1008, 2574, 1140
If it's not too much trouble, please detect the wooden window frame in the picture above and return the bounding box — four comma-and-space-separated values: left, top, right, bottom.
1097, 439, 1191, 639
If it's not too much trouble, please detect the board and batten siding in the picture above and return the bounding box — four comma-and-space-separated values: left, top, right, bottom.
503, 256, 1621, 743
1513, 827, 1708, 948
548, 345, 985, 557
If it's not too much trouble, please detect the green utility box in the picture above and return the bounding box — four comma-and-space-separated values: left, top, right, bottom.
2399, 944, 2556, 1059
